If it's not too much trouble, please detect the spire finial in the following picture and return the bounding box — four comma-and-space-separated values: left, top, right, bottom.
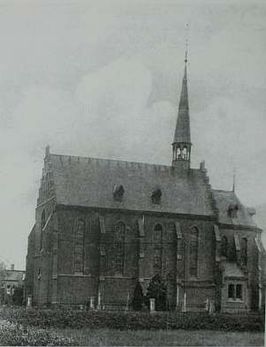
232, 168, 236, 192
185, 23, 189, 64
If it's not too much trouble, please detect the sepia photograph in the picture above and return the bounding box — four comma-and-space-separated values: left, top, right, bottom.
0, 0, 265, 345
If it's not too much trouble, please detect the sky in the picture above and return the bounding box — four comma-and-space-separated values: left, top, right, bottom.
0, 0, 266, 269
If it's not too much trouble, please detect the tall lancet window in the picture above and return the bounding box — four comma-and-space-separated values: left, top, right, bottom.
114, 222, 125, 275
74, 219, 85, 273
153, 224, 163, 274
189, 227, 199, 277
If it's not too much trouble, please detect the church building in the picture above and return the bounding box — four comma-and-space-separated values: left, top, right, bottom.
25, 55, 265, 313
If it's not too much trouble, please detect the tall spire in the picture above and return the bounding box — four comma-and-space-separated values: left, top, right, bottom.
173, 60, 191, 145
172, 27, 192, 169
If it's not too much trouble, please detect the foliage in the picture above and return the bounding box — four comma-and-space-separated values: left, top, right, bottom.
0, 261, 6, 284
131, 281, 144, 311
0, 262, 7, 305
0, 307, 264, 332
145, 274, 167, 311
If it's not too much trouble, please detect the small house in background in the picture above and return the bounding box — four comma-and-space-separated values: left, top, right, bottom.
0, 264, 25, 305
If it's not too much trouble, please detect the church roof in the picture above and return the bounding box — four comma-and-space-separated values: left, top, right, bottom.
173, 65, 191, 144
49, 153, 214, 216
212, 190, 257, 227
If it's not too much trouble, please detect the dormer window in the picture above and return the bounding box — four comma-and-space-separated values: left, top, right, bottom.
228, 204, 238, 218
151, 189, 162, 204
113, 185, 125, 202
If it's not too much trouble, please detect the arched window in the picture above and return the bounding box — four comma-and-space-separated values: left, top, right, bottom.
153, 224, 163, 273
40, 210, 46, 250
189, 227, 199, 277
221, 236, 228, 258
74, 219, 85, 273
153, 224, 162, 243
240, 238, 248, 266
114, 222, 125, 274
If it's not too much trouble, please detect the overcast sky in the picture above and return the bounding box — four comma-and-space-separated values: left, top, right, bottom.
0, 0, 265, 268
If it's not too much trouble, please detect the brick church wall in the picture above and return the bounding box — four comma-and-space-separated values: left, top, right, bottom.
28, 200, 261, 312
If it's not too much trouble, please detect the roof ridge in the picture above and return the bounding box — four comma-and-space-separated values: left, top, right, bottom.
50, 153, 171, 169
50, 153, 202, 173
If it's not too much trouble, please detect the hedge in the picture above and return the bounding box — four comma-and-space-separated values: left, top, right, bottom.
0, 307, 264, 332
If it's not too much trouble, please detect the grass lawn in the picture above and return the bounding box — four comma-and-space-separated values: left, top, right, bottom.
51, 328, 264, 346
0, 308, 264, 346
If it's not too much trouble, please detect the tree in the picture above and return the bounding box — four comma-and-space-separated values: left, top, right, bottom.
0, 262, 7, 304
145, 274, 167, 311
131, 281, 144, 311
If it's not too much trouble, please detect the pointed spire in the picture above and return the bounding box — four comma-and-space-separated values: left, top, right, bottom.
172, 26, 192, 169
173, 48, 191, 145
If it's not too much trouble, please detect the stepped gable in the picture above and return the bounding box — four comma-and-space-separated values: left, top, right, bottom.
212, 189, 257, 227
49, 153, 214, 216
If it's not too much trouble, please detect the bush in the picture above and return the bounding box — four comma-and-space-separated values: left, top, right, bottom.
131, 281, 144, 311
0, 307, 264, 332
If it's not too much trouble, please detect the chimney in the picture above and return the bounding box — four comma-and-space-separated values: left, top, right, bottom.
11, 264, 14, 271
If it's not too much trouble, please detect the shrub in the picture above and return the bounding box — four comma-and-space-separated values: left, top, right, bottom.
131, 281, 144, 311
0, 307, 264, 332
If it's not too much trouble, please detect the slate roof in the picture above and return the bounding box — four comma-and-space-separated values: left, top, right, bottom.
173, 65, 191, 144
212, 190, 256, 227
49, 154, 214, 216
